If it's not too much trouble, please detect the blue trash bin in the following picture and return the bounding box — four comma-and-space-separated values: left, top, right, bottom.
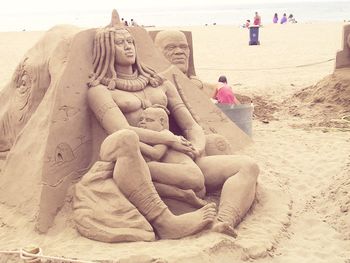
249, 25, 260, 45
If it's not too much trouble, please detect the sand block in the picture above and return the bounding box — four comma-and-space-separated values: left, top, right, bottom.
335, 24, 350, 69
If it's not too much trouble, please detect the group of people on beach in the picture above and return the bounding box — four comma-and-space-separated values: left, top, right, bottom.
243, 11, 261, 28
121, 17, 138, 26
273, 13, 297, 24
244, 11, 297, 28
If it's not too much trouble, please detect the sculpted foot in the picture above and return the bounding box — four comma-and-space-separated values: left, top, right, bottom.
152, 203, 216, 239
211, 220, 238, 238
183, 189, 208, 208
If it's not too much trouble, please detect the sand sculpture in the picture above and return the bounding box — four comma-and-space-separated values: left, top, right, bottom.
153, 30, 192, 76
152, 29, 217, 98
335, 24, 350, 69
0, 10, 258, 243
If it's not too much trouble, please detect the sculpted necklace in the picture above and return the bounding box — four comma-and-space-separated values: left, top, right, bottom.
105, 70, 149, 92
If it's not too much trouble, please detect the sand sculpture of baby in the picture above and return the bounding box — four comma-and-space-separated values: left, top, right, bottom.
137, 105, 207, 208
101, 105, 207, 207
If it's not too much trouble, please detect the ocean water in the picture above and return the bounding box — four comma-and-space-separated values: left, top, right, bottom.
0, 1, 349, 31
127, 1, 350, 26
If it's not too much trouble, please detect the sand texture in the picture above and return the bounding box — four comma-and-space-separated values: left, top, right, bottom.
0, 22, 349, 262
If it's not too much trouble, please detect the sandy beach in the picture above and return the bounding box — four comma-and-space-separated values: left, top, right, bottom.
0, 21, 349, 262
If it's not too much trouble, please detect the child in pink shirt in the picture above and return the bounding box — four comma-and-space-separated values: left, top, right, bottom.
212, 75, 240, 105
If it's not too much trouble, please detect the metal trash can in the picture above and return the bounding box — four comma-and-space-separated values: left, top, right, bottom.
216, 103, 254, 137
249, 25, 260, 45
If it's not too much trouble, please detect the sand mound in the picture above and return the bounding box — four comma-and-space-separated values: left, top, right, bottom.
251, 96, 279, 123
235, 94, 278, 123
285, 68, 350, 129
314, 162, 350, 240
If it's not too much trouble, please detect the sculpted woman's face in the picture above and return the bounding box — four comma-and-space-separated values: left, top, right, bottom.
114, 29, 136, 66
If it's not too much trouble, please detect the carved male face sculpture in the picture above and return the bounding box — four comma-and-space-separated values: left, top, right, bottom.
138, 107, 169, 132
154, 30, 190, 74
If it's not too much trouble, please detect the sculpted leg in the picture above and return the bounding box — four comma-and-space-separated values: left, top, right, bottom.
148, 161, 205, 193
154, 182, 207, 208
196, 155, 259, 236
100, 130, 216, 239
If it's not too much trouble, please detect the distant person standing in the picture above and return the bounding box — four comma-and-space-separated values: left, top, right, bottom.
254, 12, 261, 26
273, 13, 279, 23
280, 13, 288, 24
212, 76, 240, 105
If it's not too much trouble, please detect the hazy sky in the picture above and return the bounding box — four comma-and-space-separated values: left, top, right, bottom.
2, 0, 345, 13
0, 0, 347, 31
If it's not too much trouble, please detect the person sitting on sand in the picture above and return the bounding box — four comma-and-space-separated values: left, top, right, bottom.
288, 14, 297, 23
137, 105, 207, 208
273, 13, 279, 24
212, 76, 240, 105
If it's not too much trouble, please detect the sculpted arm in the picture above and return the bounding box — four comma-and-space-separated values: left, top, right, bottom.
165, 81, 206, 155
139, 142, 167, 161
87, 86, 129, 131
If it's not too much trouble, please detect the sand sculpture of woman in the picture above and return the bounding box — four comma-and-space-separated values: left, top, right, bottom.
87, 24, 259, 238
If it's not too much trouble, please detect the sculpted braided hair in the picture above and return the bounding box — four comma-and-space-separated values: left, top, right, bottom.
88, 26, 163, 90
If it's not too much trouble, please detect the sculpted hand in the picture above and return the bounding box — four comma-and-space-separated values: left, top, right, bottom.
170, 135, 199, 159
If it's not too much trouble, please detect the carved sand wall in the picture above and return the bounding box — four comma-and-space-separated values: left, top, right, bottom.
335, 24, 350, 69
0, 25, 81, 229
0, 25, 80, 152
